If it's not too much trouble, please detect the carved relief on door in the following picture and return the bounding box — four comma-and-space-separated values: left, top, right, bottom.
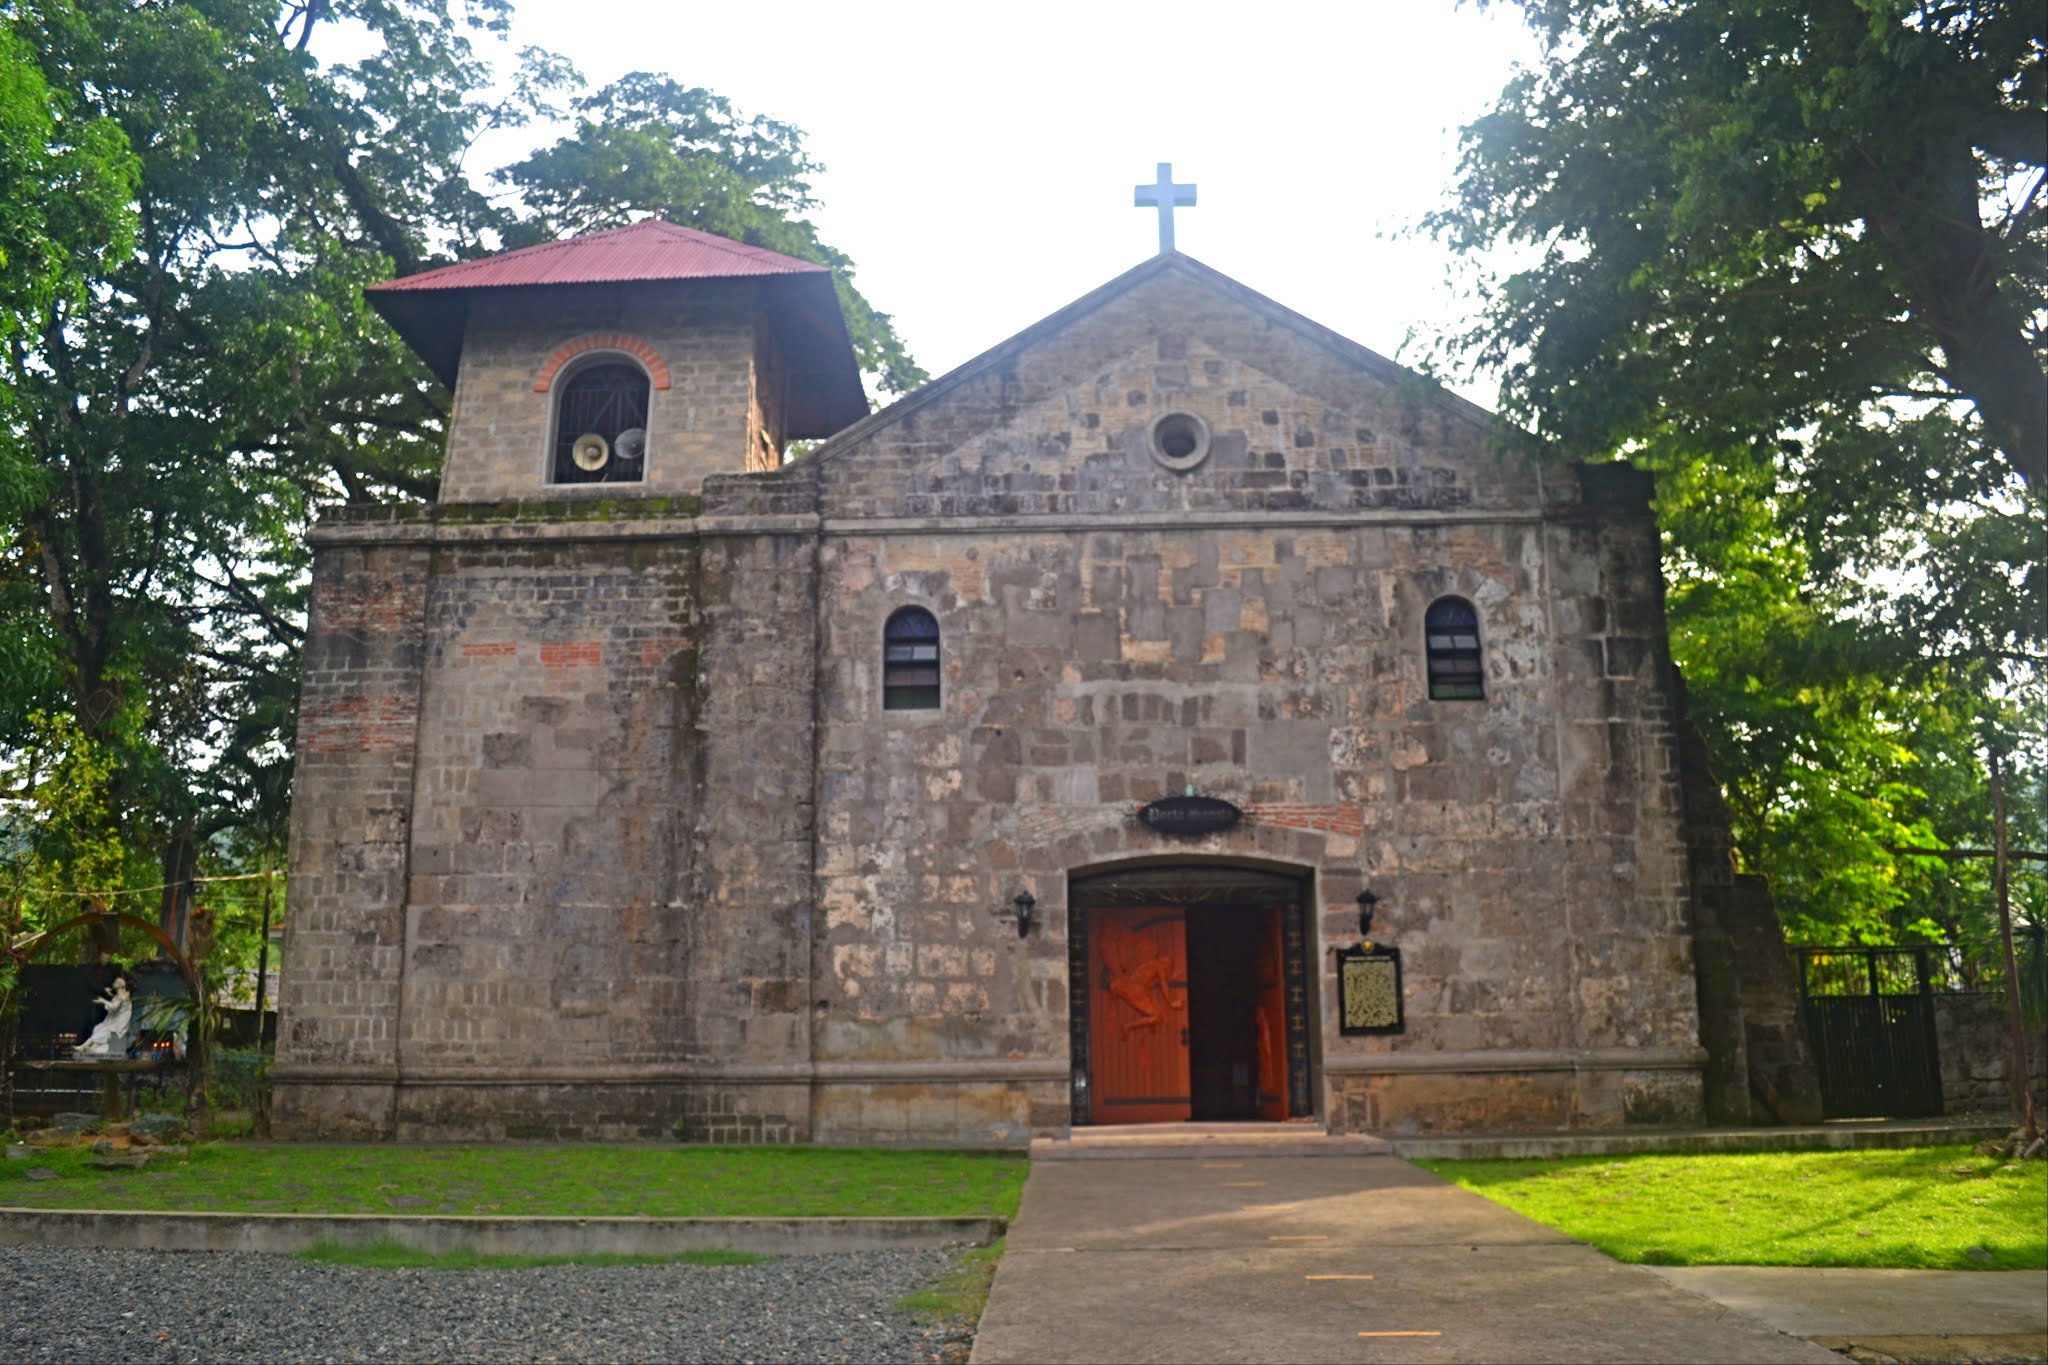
1087, 907, 1191, 1123
1070, 865, 1312, 1126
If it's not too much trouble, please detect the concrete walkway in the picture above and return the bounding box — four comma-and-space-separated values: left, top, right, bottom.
970, 1153, 1851, 1364
1646, 1265, 2047, 1338
1647, 1266, 2048, 1364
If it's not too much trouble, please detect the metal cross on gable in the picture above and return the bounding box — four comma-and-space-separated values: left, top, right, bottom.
1134, 162, 1196, 254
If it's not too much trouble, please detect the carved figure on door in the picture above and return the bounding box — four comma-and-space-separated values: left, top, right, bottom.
1256, 1004, 1276, 1095
1101, 924, 1183, 1036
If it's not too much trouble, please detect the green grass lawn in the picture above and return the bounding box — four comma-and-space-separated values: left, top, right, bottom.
1416, 1144, 2047, 1271
897, 1236, 1005, 1327
0, 1143, 1028, 1220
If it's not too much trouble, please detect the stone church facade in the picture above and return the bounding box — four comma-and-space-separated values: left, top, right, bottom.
270, 221, 1816, 1143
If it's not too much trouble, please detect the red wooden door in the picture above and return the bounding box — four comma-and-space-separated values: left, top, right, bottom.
1089, 907, 1191, 1124
1254, 906, 1289, 1120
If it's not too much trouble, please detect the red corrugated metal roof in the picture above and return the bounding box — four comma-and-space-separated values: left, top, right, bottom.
367, 219, 828, 293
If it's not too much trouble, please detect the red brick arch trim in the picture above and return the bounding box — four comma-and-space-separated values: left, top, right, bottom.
531, 334, 672, 393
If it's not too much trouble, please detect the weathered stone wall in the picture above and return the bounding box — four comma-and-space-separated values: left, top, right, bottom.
275, 495, 830, 1141
395, 535, 698, 1081
1934, 993, 2048, 1116
818, 271, 1534, 523
1323, 473, 1703, 1134
804, 263, 1705, 1136
1671, 674, 1824, 1126
271, 537, 431, 1138
278, 254, 1717, 1142
439, 281, 763, 502
675, 493, 822, 1143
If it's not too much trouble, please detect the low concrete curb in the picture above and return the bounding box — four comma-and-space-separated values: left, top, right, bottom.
1392, 1118, 2010, 1160
1032, 1136, 1392, 1160
1029, 1120, 1392, 1161
0, 1208, 1004, 1256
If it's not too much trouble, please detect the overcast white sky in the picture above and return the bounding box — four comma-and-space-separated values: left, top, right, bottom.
471, 0, 1541, 400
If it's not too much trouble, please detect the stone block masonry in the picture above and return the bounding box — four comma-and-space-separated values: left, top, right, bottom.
440, 282, 766, 503
272, 542, 430, 1138
275, 252, 1740, 1142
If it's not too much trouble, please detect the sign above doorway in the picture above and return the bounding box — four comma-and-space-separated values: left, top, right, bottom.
1136, 794, 1243, 838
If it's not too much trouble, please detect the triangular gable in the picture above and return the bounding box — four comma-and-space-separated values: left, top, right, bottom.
810, 253, 1506, 467
805, 253, 1541, 519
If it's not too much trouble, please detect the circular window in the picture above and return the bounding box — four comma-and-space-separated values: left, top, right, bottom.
1148, 411, 1212, 473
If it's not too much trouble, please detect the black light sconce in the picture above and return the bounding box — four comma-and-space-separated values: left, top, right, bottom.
1355, 889, 1380, 940
1002, 889, 1036, 939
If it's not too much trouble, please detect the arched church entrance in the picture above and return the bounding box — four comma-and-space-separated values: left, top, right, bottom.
1068, 864, 1313, 1125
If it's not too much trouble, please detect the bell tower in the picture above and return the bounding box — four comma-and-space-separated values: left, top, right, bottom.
366, 221, 868, 502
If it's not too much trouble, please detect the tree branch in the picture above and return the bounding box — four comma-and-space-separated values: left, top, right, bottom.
194, 567, 305, 646
1972, 109, 2048, 168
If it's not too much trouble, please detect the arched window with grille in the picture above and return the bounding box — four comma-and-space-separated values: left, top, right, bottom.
550, 359, 650, 484
1425, 597, 1484, 701
883, 607, 941, 711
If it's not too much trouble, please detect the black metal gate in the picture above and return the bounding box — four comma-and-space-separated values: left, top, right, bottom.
1794, 948, 1944, 1119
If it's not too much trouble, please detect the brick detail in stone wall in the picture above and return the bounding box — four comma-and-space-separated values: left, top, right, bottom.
539, 640, 601, 667
532, 332, 674, 391
440, 284, 759, 501
1244, 803, 1365, 837
672, 1086, 805, 1145
297, 694, 420, 755
396, 541, 702, 1074
641, 637, 693, 666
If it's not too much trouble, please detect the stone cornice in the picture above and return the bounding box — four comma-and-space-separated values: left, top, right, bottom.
307, 504, 1562, 549
268, 1058, 1072, 1087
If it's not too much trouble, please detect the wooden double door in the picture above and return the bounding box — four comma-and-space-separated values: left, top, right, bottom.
1087, 903, 1291, 1123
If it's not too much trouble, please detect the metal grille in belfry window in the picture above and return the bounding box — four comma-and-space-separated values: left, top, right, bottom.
552, 362, 650, 484
1425, 596, 1484, 700
883, 607, 941, 711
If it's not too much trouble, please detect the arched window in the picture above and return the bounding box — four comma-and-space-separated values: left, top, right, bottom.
551, 360, 650, 484
883, 607, 941, 711
1425, 597, 1484, 701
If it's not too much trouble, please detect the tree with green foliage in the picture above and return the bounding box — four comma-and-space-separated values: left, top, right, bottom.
0, 14, 136, 355
499, 74, 926, 394
1430, 0, 2044, 483
1428, 0, 2044, 670
1429, 0, 2046, 944
1655, 452, 2032, 945
0, 0, 919, 928
0, 11, 136, 705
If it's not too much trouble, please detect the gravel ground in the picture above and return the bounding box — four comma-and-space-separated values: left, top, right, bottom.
0, 1245, 972, 1363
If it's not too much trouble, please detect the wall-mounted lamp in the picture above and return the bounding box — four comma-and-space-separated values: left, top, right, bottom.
1355, 889, 1380, 939
1000, 889, 1036, 939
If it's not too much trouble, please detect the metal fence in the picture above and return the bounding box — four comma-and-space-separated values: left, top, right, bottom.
1796, 931, 2047, 1008
1791, 947, 1945, 1119
1794, 946, 1945, 998
1791, 932, 2046, 1119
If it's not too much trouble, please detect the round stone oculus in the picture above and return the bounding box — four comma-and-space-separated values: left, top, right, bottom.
1148, 410, 1211, 472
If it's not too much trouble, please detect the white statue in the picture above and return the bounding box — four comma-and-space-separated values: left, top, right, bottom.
73, 977, 134, 1057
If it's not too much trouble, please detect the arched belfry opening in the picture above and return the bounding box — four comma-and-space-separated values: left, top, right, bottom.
1068, 862, 1313, 1126
550, 358, 651, 484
